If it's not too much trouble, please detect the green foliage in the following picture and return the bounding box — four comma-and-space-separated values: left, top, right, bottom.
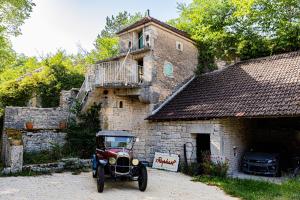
171, 0, 300, 73
65, 104, 101, 158
100, 11, 143, 38
194, 176, 300, 200
23, 143, 65, 164
202, 153, 229, 178
86, 11, 143, 63
0, 0, 34, 69
180, 163, 201, 176
0, 51, 84, 116
37, 51, 84, 107
85, 37, 119, 64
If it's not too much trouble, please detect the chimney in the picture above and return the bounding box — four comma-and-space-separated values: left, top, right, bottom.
146, 9, 150, 17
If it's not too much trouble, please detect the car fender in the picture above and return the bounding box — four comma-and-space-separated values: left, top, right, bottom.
91, 154, 97, 170
98, 159, 108, 166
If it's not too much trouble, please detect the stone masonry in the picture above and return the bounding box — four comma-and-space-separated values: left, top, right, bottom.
145, 119, 250, 174
2, 106, 69, 170
82, 18, 199, 163
22, 131, 67, 153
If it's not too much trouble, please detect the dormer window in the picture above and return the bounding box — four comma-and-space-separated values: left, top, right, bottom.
176, 41, 183, 51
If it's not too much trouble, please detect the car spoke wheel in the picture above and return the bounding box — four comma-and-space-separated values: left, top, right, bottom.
138, 166, 147, 192
97, 165, 105, 193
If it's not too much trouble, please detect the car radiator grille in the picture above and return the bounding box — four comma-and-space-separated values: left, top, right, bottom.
116, 157, 130, 173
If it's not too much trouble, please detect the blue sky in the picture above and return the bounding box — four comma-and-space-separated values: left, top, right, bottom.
11, 0, 192, 57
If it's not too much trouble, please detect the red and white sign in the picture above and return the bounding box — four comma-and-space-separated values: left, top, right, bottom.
152, 152, 179, 172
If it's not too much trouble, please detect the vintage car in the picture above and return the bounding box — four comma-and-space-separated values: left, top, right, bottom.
242, 151, 281, 177
92, 130, 147, 193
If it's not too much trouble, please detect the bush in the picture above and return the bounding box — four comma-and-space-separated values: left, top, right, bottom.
23, 143, 65, 164
65, 103, 101, 158
202, 152, 229, 178
181, 162, 201, 176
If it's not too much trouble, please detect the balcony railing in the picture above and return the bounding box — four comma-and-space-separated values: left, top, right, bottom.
74, 61, 143, 109
88, 61, 142, 88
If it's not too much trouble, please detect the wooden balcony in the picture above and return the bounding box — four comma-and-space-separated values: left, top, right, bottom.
89, 61, 142, 88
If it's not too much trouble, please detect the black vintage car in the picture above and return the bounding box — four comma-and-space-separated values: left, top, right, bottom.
92, 130, 147, 193
242, 152, 281, 177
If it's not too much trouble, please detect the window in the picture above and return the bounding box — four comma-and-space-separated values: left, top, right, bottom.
164, 62, 174, 78
137, 58, 144, 83
145, 34, 150, 47
176, 41, 183, 51
119, 101, 123, 108
128, 41, 132, 49
138, 31, 144, 49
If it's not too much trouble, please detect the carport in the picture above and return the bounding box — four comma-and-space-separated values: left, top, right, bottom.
243, 117, 300, 173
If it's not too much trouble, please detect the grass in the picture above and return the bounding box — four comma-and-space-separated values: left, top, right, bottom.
194, 176, 300, 200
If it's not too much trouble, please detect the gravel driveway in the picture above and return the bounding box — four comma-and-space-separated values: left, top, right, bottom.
0, 168, 237, 200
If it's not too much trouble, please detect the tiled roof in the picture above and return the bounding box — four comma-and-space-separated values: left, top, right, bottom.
148, 51, 300, 120
116, 16, 191, 40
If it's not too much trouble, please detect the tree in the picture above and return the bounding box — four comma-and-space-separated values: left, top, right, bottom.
100, 11, 143, 38
86, 11, 143, 63
171, 0, 300, 73
0, 0, 34, 68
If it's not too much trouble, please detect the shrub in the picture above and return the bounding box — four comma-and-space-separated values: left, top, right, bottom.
23, 143, 65, 164
65, 103, 101, 158
181, 162, 201, 176
202, 152, 229, 178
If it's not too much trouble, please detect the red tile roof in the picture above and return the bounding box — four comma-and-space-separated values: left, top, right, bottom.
116, 16, 191, 40
147, 51, 300, 120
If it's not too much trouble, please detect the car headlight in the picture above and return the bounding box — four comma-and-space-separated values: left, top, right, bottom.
267, 159, 276, 164
109, 157, 116, 165
132, 159, 139, 166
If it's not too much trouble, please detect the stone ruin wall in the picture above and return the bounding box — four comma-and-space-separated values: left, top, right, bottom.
1, 106, 69, 169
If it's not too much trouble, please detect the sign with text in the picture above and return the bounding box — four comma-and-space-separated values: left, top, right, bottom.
152, 152, 179, 172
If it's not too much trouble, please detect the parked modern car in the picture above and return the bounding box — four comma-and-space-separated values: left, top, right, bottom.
92, 130, 147, 193
242, 152, 281, 177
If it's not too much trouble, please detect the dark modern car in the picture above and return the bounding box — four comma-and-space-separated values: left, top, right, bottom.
242, 152, 281, 177
92, 130, 147, 193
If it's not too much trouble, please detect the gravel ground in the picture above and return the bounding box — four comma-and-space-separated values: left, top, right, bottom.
0, 168, 237, 200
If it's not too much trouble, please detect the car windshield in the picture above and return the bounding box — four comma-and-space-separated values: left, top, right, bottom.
105, 136, 134, 149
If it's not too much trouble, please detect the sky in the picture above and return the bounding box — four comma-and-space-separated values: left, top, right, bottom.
11, 0, 192, 57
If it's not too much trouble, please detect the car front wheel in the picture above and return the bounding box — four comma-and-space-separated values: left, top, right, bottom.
138, 166, 147, 192
97, 165, 105, 193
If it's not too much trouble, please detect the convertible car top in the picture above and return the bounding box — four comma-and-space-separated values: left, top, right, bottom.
96, 130, 135, 137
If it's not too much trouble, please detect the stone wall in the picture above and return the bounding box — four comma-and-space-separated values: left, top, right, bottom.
145, 119, 249, 174
151, 25, 198, 101
3, 143, 23, 173
4, 106, 69, 130
22, 131, 67, 153
60, 89, 78, 109
2, 106, 69, 165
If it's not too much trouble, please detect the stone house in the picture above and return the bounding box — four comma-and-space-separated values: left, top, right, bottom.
77, 16, 300, 174
77, 16, 198, 160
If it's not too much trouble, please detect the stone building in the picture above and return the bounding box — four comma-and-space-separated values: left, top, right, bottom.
77, 16, 198, 160
77, 16, 300, 174
147, 51, 300, 174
